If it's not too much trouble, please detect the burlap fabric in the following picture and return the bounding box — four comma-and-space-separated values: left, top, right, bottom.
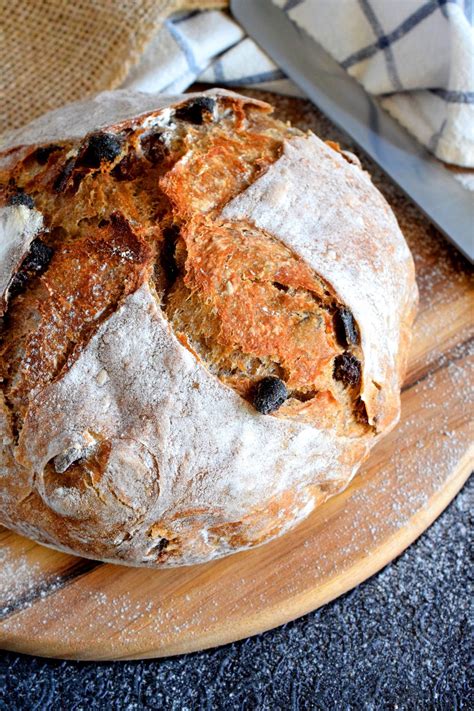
0, 0, 227, 135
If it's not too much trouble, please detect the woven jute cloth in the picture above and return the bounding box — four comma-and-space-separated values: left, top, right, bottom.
0, 0, 227, 135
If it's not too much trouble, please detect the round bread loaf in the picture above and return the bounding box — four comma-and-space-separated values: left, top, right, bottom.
0, 89, 417, 567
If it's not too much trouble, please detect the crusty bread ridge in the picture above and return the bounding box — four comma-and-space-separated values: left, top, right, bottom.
0, 89, 417, 566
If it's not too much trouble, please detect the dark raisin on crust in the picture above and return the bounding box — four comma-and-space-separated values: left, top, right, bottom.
160, 225, 181, 285
333, 352, 361, 387
174, 97, 215, 125
254, 376, 288, 414
53, 157, 75, 193
334, 307, 359, 347
77, 132, 122, 169
8, 238, 54, 299
8, 192, 35, 209
33, 145, 60, 165
156, 538, 169, 553
141, 132, 168, 164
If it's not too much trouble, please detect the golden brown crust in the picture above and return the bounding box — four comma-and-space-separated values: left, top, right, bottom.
1, 215, 152, 422
0, 90, 417, 567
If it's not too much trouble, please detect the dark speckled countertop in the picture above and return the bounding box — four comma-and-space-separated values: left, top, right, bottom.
1, 477, 472, 710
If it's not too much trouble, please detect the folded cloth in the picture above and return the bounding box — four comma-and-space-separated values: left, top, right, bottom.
277, 0, 474, 167
125, 1, 474, 167
122, 10, 244, 94
122, 10, 302, 98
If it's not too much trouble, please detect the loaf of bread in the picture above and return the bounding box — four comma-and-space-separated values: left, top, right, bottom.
0, 89, 417, 567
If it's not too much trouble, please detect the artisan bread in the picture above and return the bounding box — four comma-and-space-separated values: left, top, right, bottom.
0, 89, 417, 567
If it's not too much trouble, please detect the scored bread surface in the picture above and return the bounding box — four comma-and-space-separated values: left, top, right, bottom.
0, 89, 417, 567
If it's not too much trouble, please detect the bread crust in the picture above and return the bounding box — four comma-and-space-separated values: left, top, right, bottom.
0, 90, 417, 567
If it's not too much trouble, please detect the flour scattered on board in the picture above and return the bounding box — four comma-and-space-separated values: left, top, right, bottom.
0, 549, 41, 610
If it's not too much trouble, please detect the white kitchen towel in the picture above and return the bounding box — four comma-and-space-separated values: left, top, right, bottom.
122, 1, 474, 167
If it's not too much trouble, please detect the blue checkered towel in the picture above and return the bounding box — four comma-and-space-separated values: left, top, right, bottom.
121, 1, 474, 167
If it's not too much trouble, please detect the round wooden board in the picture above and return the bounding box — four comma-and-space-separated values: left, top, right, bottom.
0, 92, 472, 661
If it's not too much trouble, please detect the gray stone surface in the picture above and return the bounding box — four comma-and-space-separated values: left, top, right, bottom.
1, 476, 472, 710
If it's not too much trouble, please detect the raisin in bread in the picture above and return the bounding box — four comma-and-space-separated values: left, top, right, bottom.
0, 89, 418, 567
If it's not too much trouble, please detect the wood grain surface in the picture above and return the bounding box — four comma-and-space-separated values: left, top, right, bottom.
0, 91, 472, 661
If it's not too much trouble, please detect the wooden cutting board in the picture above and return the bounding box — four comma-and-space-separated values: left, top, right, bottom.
0, 92, 472, 661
